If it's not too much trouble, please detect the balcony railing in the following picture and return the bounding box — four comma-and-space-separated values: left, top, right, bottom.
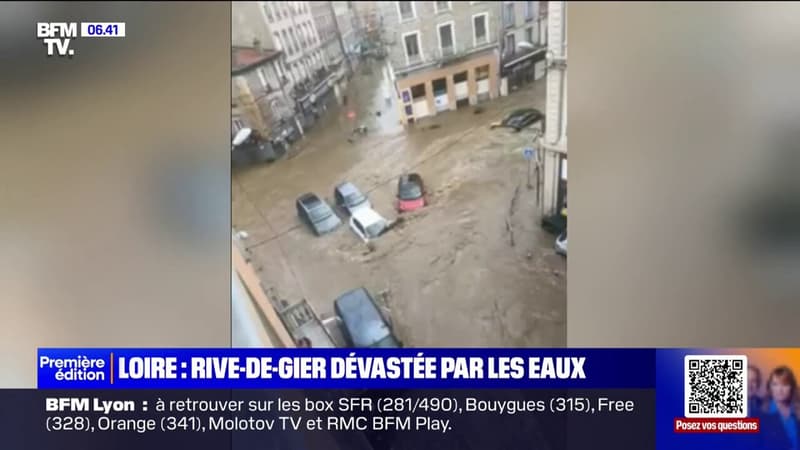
406, 53, 423, 66
438, 45, 455, 59
393, 41, 498, 75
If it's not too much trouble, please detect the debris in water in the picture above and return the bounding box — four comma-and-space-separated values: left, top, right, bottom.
376, 111, 382, 117
474, 106, 485, 114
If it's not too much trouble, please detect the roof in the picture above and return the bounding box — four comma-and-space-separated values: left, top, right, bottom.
351, 207, 385, 226
298, 192, 322, 206
232, 46, 282, 75
335, 181, 360, 196
334, 288, 391, 348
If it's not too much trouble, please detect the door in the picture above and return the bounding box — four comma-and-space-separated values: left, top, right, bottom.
350, 218, 367, 242
453, 71, 469, 108
475, 65, 491, 102
432, 77, 448, 112
410, 83, 429, 118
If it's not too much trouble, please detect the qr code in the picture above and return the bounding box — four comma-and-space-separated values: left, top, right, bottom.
684, 355, 748, 418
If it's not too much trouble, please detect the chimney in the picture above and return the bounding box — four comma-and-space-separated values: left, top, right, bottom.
253, 37, 262, 52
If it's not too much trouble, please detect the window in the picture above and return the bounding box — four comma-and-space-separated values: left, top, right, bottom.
475, 64, 489, 81
307, 23, 315, 44
437, 21, 455, 57
397, 1, 416, 21
472, 13, 488, 46
526, 27, 534, 44
524, 1, 536, 21
290, 29, 299, 50
434, 1, 451, 13
504, 33, 515, 55
410, 83, 426, 99
402, 31, 422, 65
281, 30, 293, 54
257, 68, 270, 90
273, 32, 281, 51
273, 2, 281, 19
503, 2, 515, 28
264, 3, 274, 21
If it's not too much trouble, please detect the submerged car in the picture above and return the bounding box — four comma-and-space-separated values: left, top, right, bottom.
490, 108, 544, 132
555, 230, 567, 256
396, 173, 426, 212
296, 193, 341, 236
334, 287, 401, 348
349, 207, 390, 243
333, 182, 371, 216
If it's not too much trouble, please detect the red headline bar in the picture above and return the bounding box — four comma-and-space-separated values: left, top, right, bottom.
674, 417, 759, 434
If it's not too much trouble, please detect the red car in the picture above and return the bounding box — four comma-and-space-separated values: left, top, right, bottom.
397, 173, 426, 212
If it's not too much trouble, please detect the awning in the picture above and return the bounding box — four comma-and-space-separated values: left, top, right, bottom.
503, 47, 547, 69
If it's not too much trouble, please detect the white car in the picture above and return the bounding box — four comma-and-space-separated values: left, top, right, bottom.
555, 230, 567, 256
349, 208, 390, 243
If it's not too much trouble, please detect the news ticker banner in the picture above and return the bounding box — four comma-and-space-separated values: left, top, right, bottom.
36, 348, 800, 450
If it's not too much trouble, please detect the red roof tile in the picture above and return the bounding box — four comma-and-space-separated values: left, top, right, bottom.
232, 46, 282, 74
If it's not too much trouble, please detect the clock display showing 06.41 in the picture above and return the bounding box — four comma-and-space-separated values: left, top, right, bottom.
84, 23, 122, 37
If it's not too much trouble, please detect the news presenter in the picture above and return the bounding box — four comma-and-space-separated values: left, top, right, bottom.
759, 366, 800, 450
750, 365, 765, 414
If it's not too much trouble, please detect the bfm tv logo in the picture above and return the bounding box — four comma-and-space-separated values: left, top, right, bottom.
37, 22, 76, 57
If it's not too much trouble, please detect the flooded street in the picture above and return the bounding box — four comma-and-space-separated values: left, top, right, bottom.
233, 60, 565, 347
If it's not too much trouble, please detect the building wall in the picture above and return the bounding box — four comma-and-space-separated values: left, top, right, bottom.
500, 1, 543, 57
232, 77, 268, 134
354, 1, 379, 32
394, 50, 498, 124
542, 0, 566, 217
380, 1, 500, 76
232, 1, 276, 48
332, 1, 359, 54
260, 1, 326, 85
233, 59, 296, 135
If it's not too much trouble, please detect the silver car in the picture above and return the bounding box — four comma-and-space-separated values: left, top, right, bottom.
334, 182, 371, 216
296, 193, 341, 236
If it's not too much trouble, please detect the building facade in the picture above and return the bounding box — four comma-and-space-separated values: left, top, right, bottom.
541, 0, 567, 222
331, 1, 360, 60
260, 2, 325, 87
310, 1, 346, 68
232, 1, 354, 147
380, 1, 501, 124
499, 1, 548, 91
232, 1, 278, 49
232, 45, 296, 139
354, 1, 380, 35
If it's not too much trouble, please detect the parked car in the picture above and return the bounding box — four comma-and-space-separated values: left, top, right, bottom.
334, 288, 401, 348
296, 193, 341, 236
334, 182, 371, 216
490, 108, 544, 132
396, 173, 426, 212
555, 230, 567, 256
349, 207, 390, 243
